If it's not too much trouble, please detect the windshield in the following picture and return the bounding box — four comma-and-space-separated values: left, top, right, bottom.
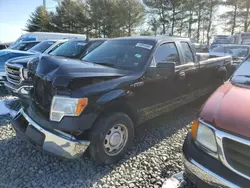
28, 41, 55, 53
10, 42, 40, 51
49, 40, 87, 58
82, 40, 155, 70
210, 46, 224, 53
225, 46, 249, 58
231, 55, 250, 85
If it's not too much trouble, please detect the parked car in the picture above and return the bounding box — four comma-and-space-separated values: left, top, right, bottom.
9, 32, 86, 50
0, 41, 42, 77
12, 36, 232, 164
9, 41, 41, 51
4, 38, 106, 100
209, 44, 250, 76
0, 40, 66, 81
210, 44, 249, 65
0, 43, 9, 50
210, 35, 236, 50
183, 54, 250, 187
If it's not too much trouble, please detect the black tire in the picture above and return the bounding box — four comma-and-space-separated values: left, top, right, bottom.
89, 112, 134, 164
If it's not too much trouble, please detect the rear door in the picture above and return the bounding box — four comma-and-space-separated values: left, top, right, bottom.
177, 41, 200, 92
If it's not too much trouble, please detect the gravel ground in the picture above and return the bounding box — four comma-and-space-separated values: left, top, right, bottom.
0, 87, 206, 188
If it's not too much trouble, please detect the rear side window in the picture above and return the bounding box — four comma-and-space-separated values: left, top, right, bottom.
154, 43, 180, 65
181, 42, 194, 63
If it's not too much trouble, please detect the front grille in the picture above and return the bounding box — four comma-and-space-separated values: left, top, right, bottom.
6, 64, 22, 85
223, 138, 250, 177
33, 76, 54, 111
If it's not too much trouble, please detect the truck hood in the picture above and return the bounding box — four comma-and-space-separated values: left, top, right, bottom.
36, 55, 129, 88
0, 49, 35, 68
6, 55, 38, 67
199, 81, 250, 138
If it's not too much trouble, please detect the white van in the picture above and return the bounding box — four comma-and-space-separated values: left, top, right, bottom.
10, 32, 87, 48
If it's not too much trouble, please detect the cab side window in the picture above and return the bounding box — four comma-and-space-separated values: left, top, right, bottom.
87, 41, 104, 53
181, 42, 194, 63
154, 43, 180, 66
47, 43, 64, 54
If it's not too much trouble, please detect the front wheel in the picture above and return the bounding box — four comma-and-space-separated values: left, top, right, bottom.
89, 112, 134, 164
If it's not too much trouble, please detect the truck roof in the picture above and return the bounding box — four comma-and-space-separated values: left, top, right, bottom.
25, 32, 86, 38
88, 38, 109, 41
215, 44, 250, 48
112, 36, 190, 43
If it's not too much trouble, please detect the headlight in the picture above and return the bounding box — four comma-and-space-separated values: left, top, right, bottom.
27, 57, 39, 72
191, 120, 218, 153
22, 68, 29, 79
50, 96, 88, 122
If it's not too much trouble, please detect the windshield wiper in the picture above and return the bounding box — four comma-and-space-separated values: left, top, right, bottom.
236, 75, 250, 78
232, 75, 250, 85
93, 62, 116, 68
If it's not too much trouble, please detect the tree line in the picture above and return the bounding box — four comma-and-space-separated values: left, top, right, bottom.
26, 0, 250, 45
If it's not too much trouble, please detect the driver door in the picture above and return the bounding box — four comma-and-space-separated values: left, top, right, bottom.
131, 42, 189, 121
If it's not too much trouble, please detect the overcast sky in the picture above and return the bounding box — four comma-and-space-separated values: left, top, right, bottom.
0, 0, 229, 43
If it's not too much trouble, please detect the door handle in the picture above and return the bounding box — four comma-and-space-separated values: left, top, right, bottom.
178, 71, 186, 80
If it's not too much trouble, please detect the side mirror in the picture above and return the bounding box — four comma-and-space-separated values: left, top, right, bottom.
147, 61, 175, 78
156, 61, 175, 69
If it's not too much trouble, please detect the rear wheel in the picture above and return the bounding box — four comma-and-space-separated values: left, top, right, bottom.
89, 112, 134, 164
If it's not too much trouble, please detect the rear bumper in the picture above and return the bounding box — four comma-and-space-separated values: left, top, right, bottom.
12, 108, 90, 159
183, 133, 249, 188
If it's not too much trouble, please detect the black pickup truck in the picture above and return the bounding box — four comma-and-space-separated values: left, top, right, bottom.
12, 36, 232, 164
4, 39, 106, 100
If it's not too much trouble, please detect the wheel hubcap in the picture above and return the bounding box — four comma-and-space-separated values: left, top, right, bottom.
104, 124, 128, 156
110, 132, 122, 146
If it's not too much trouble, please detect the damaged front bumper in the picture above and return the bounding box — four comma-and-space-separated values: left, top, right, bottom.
4, 81, 33, 97
12, 108, 90, 159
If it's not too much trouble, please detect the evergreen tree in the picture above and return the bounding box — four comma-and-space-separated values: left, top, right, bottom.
220, 0, 244, 35
117, 0, 145, 36
143, 0, 172, 34
26, 6, 50, 32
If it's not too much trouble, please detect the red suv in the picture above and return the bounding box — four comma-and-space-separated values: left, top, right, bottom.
183, 55, 250, 187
